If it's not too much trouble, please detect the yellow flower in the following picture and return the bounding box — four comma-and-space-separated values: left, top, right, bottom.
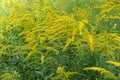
40, 54, 45, 65
84, 67, 117, 79
79, 21, 85, 35
79, 20, 88, 35
0, 34, 4, 40
56, 67, 64, 74
62, 39, 72, 51
112, 23, 117, 29
88, 34, 94, 51
106, 61, 120, 67
72, 28, 77, 42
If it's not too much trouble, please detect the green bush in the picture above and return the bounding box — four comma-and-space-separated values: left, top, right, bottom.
0, 0, 120, 80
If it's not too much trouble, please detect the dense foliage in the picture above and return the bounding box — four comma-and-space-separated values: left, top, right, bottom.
0, 0, 120, 80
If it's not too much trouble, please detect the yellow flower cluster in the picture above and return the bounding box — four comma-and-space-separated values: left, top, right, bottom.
53, 67, 79, 80
84, 67, 117, 79
106, 61, 120, 67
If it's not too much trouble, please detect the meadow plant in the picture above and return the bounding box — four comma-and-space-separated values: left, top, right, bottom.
0, 0, 120, 80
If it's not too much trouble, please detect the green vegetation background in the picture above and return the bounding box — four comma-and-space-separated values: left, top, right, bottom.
0, 0, 120, 80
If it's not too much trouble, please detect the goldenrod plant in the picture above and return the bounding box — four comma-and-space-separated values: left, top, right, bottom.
0, 0, 120, 80
84, 61, 120, 80
52, 67, 79, 80
84, 67, 117, 80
